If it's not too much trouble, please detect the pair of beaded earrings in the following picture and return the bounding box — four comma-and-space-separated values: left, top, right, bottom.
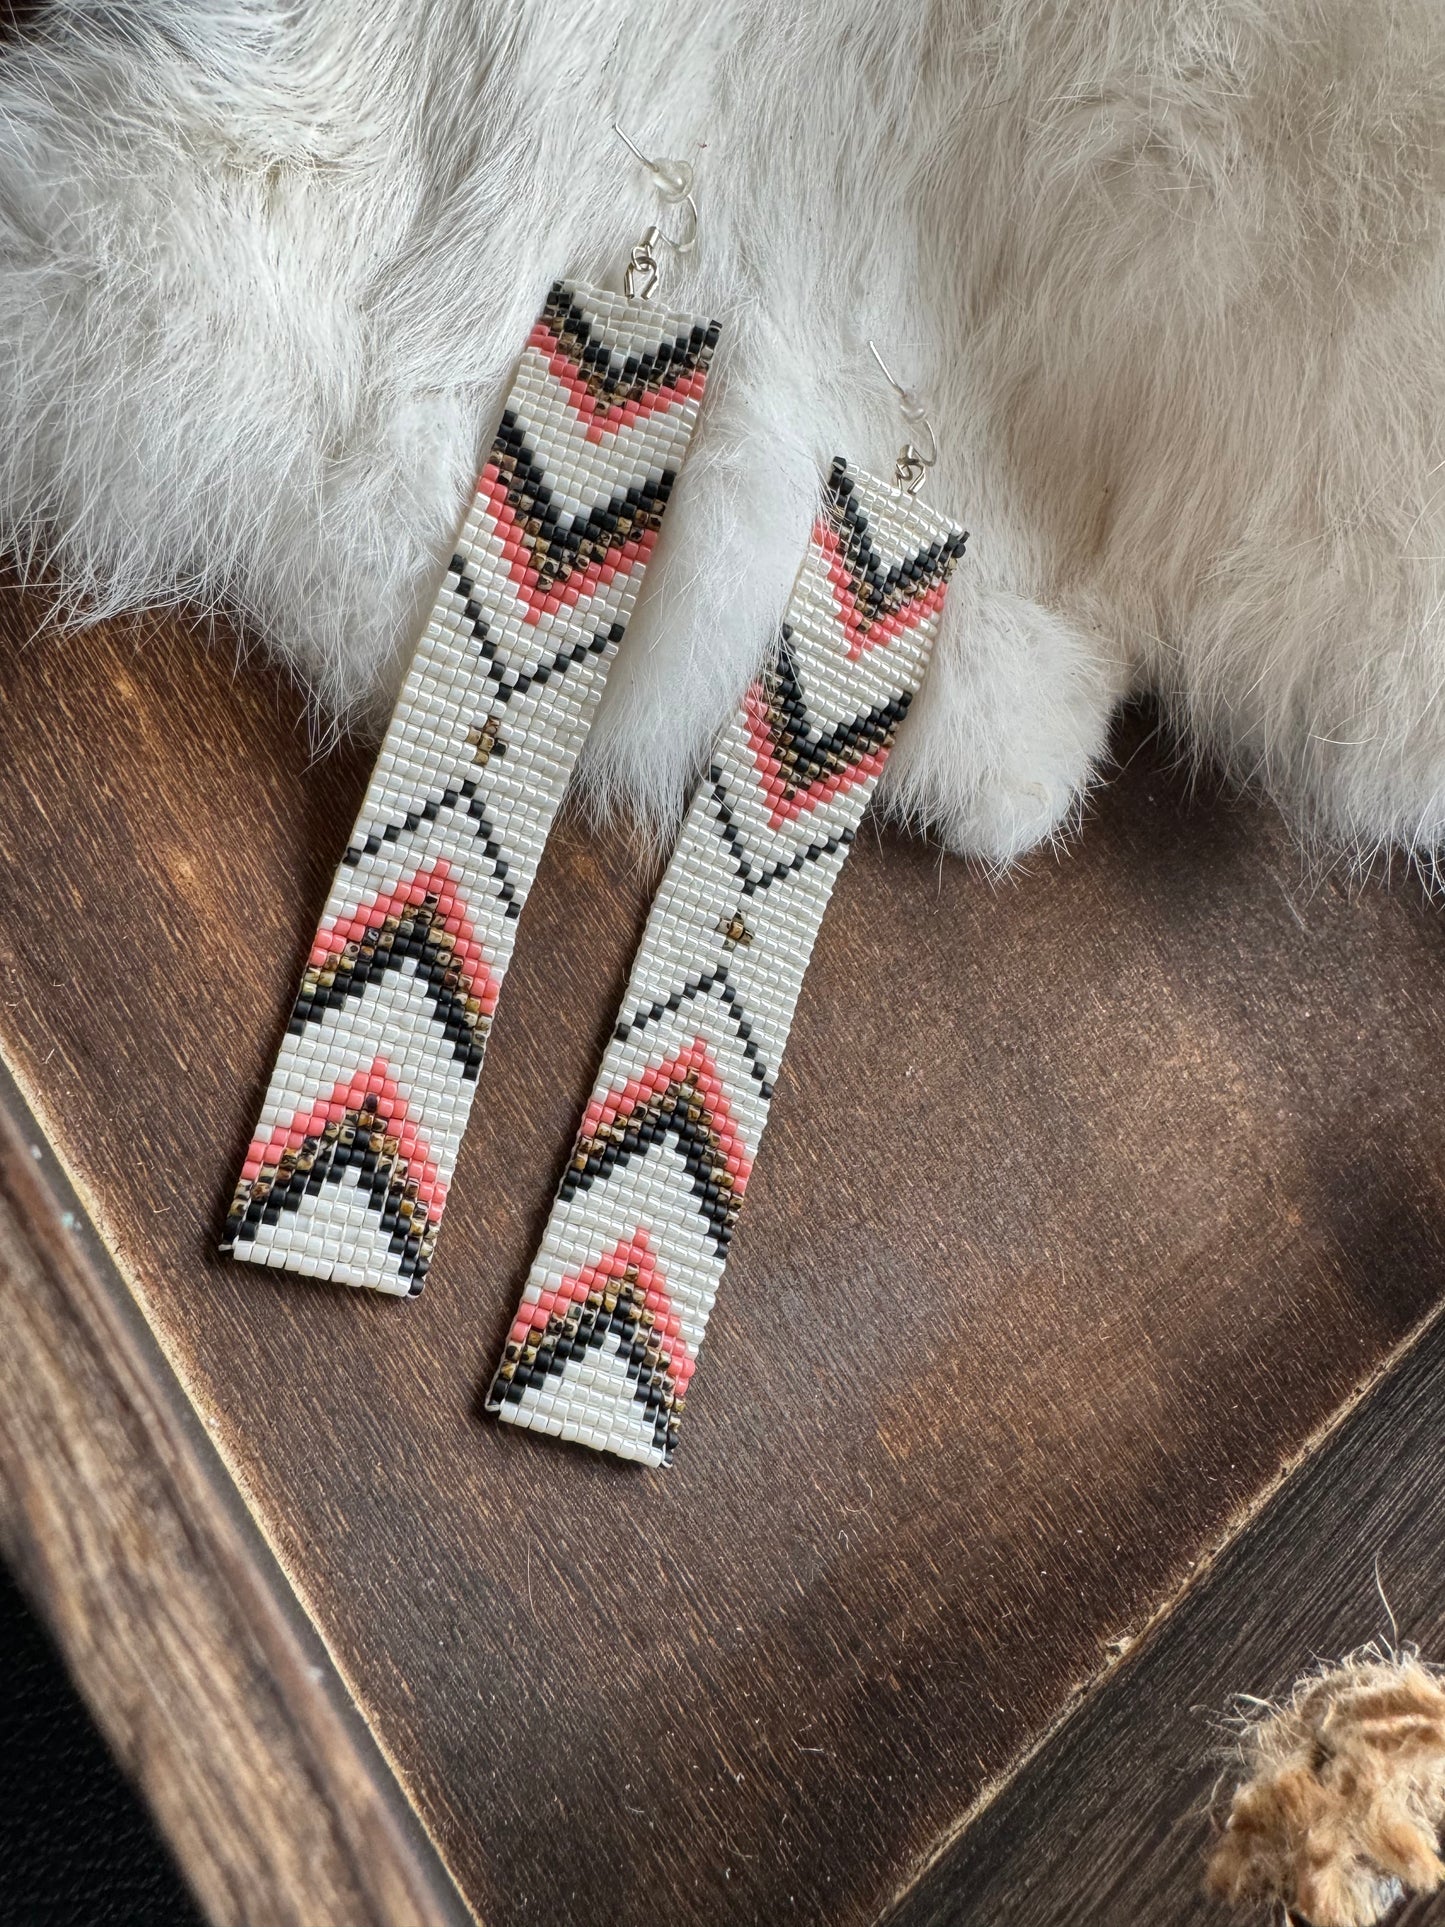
220, 131, 968, 1468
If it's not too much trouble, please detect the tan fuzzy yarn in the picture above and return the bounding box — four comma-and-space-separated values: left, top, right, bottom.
1206, 1651, 1445, 1927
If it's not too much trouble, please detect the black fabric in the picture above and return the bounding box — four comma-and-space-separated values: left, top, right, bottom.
0, 1559, 202, 1927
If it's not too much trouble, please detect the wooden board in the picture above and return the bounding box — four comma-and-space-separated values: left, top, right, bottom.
1, 581, 1443, 1924
886, 1298, 1445, 1926
0, 1065, 462, 1927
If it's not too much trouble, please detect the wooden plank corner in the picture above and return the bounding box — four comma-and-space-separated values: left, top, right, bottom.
0, 1060, 469, 1927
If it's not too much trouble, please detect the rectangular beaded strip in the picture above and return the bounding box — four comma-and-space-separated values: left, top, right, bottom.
221, 281, 720, 1294
486, 458, 967, 1462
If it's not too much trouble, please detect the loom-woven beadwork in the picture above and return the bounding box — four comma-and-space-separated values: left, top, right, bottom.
222, 281, 719, 1293
487, 458, 967, 1463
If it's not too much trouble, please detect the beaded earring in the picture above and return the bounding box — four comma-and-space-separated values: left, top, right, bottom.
222, 132, 721, 1295
487, 371, 968, 1465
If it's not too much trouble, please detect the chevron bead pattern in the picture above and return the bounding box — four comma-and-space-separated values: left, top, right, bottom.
222, 282, 719, 1293
487, 459, 967, 1463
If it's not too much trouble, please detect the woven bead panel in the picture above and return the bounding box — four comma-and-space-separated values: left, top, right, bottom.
222, 282, 719, 1293
487, 458, 967, 1464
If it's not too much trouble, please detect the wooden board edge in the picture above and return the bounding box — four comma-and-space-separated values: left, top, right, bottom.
0, 1058, 472, 1927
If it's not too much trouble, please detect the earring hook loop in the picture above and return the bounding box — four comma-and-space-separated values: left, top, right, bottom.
612, 120, 699, 300
868, 339, 938, 495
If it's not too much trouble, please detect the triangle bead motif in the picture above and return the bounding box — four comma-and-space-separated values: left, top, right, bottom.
228, 1059, 446, 1289
491, 1230, 695, 1462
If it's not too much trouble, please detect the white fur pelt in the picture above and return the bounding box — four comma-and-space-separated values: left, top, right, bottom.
2, 0, 1444, 865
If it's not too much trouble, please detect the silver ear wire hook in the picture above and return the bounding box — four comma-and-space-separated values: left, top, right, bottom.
868, 340, 938, 495
612, 120, 699, 302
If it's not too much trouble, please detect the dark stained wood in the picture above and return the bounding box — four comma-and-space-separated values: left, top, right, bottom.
0, 1067, 464, 1927
883, 1299, 1445, 1927
1, 577, 1443, 1925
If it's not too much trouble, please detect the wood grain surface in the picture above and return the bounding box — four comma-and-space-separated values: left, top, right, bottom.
0, 1069, 463, 1927
885, 1299, 1445, 1926
1, 580, 1442, 1925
